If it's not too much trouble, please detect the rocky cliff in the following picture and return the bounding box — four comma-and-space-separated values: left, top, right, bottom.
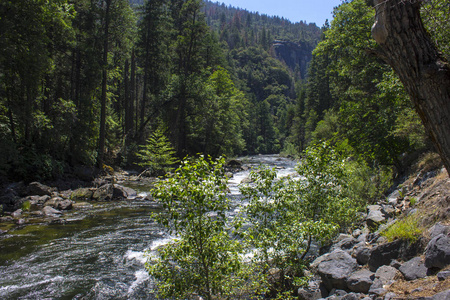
272, 40, 314, 79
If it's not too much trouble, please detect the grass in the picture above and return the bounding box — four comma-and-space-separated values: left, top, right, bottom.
381, 214, 423, 242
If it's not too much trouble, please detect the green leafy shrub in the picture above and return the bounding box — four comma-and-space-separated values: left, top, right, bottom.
147, 156, 243, 300
239, 142, 361, 297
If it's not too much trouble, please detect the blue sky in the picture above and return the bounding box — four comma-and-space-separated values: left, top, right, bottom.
215, 0, 342, 26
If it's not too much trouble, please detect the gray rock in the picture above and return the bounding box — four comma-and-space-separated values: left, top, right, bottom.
341, 293, 359, 300
384, 292, 397, 300
92, 185, 113, 201
30, 211, 44, 217
389, 260, 401, 269
27, 182, 52, 196
399, 257, 428, 280
43, 206, 62, 217
298, 287, 323, 300
28, 195, 51, 205
45, 198, 73, 210
429, 223, 450, 240
16, 218, 25, 225
332, 237, 359, 252
334, 234, 354, 243
381, 205, 396, 218
346, 269, 375, 293
355, 246, 371, 265
368, 240, 403, 271
352, 229, 362, 238
431, 289, 450, 300
366, 210, 386, 228
113, 185, 137, 200
11, 209, 23, 218
369, 288, 387, 296
368, 205, 382, 212
329, 289, 347, 297
357, 233, 368, 243
437, 271, 450, 281
71, 188, 94, 201
0, 216, 14, 222
424, 234, 450, 269
387, 190, 400, 206
56, 199, 73, 210
375, 265, 402, 285
316, 250, 358, 291
369, 278, 383, 291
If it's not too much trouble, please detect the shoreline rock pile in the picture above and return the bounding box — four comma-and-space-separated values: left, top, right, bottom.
299, 177, 450, 300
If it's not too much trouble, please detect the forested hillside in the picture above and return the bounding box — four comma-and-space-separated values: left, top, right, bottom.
0, 0, 321, 181
1, 0, 448, 183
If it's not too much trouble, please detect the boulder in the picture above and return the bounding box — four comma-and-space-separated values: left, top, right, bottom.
368, 287, 387, 297
428, 223, 450, 240
315, 250, 358, 291
354, 246, 371, 265
366, 205, 387, 228
226, 159, 242, 168
399, 257, 428, 280
332, 237, 359, 253
374, 265, 402, 285
384, 292, 397, 300
387, 190, 400, 206
298, 279, 328, 300
11, 209, 23, 218
389, 260, 402, 269
113, 185, 137, 200
71, 188, 94, 201
346, 269, 375, 293
424, 234, 450, 269
437, 271, 450, 281
368, 240, 403, 271
27, 182, 52, 196
56, 199, 73, 210
28, 195, 51, 205
341, 293, 360, 300
297, 288, 323, 300
43, 206, 62, 217
92, 184, 113, 201
430, 290, 450, 300
45, 197, 73, 210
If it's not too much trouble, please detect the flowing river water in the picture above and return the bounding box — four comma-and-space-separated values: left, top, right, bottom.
0, 155, 297, 299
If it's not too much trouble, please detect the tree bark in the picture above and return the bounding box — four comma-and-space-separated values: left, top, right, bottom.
98, 0, 111, 167
371, 0, 450, 175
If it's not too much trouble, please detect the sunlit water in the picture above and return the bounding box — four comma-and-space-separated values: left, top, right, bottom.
0, 155, 296, 299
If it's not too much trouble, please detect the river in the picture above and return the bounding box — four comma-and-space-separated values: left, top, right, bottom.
0, 155, 296, 299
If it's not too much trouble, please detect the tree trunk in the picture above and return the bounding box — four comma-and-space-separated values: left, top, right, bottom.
98, 0, 111, 167
371, 0, 450, 175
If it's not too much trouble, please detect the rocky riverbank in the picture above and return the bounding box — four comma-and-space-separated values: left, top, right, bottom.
0, 172, 160, 234
298, 167, 450, 300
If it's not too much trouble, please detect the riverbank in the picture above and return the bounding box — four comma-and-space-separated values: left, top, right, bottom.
300, 160, 450, 300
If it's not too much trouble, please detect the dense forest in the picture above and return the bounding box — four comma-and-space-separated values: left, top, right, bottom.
0, 0, 449, 184
0, 0, 323, 182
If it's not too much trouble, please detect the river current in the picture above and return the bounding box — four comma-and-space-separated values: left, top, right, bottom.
0, 155, 296, 299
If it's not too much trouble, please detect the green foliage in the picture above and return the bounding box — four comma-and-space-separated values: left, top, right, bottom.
381, 214, 423, 242
22, 200, 31, 212
422, 0, 450, 60
147, 156, 243, 300
239, 142, 361, 296
136, 127, 177, 176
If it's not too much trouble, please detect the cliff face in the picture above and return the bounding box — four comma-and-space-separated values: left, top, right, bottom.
272, 40, 314, 80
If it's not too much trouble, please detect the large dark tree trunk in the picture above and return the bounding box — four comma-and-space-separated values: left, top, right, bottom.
371, 0, 450, 175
